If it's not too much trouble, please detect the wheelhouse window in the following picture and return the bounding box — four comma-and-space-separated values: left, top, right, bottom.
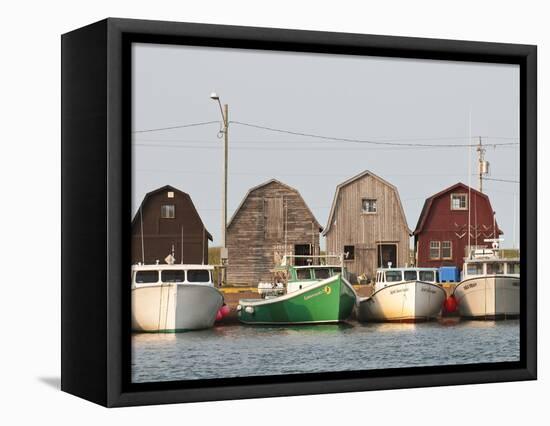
441, 241, 452, 259
161, 270, 186, 282
419, 270, 435, 282
385, 270, 402, 282
187, 270, 211, 282
404, 270, 418, 281
451, 193, 468, 210
429, 241, 440, 259
361, 198, 377, 213
466, 263, 483, 275
486, 263, 504, 275
313, 268, 330, 279
135, 270, 159, 283
296, 269, 312, 280
161, 204, 175, 218
507, 262, 520, 274
344, 245, 355, 260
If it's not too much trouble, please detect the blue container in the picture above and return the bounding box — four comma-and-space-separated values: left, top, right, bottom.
439, 266, 460, 283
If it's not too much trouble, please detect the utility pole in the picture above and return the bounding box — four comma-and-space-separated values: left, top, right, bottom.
221, 103, 228, 248
476, 136, 488, 193
210, 93, 229, 286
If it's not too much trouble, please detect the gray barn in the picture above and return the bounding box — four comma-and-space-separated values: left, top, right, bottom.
226, 179, 322, 286
323, 170, 411, 282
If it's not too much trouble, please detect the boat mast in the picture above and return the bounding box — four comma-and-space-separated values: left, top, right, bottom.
140, 204, 145, 264
467, 110, 472, 258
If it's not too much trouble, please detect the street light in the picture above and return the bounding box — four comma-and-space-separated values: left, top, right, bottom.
210, 92, 229, 284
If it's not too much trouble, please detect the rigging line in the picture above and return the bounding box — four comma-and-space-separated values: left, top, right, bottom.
483, 177, 520, 184
133, 120, 221, 133
230, 121, 520, 147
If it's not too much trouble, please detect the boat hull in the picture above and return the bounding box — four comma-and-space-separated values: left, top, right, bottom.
453, 275, 520, 319
132, 284, 223, 332
358, 281, 446, 322
237, 275, 356, 325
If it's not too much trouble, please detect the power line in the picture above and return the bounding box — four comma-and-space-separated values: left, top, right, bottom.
133, 120, 221, 133
231, 121, 519, 147
132, 142, 475, 152
484, 177, 520, 184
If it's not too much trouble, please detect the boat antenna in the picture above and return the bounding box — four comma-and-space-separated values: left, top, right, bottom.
285, 197, 288, 253
377, 205, 383, 268
467, 109, 472, 259
181, 226, 184, 264
140, 203, 145, 264
202, 229, 205, 265
493, 212, 497, 239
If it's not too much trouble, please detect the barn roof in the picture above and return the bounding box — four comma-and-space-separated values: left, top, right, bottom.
131, 185, 213, 241
322, 170, 411, 236
227, 179, 323, 231
413, 182, 502, 236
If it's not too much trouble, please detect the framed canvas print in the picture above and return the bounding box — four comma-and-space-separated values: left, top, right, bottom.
61, 18, 537, 407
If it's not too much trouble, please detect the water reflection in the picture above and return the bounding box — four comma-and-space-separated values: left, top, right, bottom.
132, 320, 520, 383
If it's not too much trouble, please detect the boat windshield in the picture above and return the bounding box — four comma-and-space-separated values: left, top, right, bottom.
187, 270, 211, 282
466, 263, 483, 275
385, 270, 403, 282
507, 262, 520, 274
419, 270, 435, 282
486, 263, 505, 274
135, 270, 158, 283
161, 270, 186, 283
404, 270, 417, 281
296, 269, 312, 280
313, 268, 331, 279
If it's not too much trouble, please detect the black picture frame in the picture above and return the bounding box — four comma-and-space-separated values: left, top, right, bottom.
61, 17, 537, 407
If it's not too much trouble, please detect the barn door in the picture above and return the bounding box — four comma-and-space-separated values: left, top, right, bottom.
264, 197, 284, 240
377, 244, 397, 268
294, 244, 312, 266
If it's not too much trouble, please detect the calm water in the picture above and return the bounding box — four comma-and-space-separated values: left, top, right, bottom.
132, 319, 520, 383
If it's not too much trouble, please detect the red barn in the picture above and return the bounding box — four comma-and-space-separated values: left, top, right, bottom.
413, 183, 502, 270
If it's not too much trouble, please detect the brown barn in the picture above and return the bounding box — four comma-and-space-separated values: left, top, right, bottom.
131, 185, 212, 265
413, 182, 502, 270
226, 179, 322, 286
323, 170, 411, 282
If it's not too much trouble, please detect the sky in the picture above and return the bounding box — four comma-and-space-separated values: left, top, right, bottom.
131, 43, 520, 249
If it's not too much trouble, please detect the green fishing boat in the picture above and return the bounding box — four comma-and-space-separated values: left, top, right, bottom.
237, 255, 357, 325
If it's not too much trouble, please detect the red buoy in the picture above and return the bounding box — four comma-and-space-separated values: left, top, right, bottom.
220, 304, 230, 317
443, 295, 458, 313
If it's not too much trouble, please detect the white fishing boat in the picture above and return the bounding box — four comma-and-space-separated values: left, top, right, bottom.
358, 267, 446, 322
131, 263, 224, 332
453, 240, 520, 319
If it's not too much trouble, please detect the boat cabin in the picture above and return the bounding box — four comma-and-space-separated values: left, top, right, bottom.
284, 264, 344, 294
463, 259, 520, 278
375, 267, 440, 289
131, 264, 215, 288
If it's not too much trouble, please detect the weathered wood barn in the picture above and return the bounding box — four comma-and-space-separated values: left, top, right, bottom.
323, 170, 411, 282
131, 185, 212, 265
413, 182, 502, 270
226, 179, 322, 286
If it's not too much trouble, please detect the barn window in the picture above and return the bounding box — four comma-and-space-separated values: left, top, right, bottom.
441, 241, 452, 259
450, 193, 468, 210
344, 245, 355, 260
161, 204, 175, 218
361, 198, 377, 213
429, 241, 440, 259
